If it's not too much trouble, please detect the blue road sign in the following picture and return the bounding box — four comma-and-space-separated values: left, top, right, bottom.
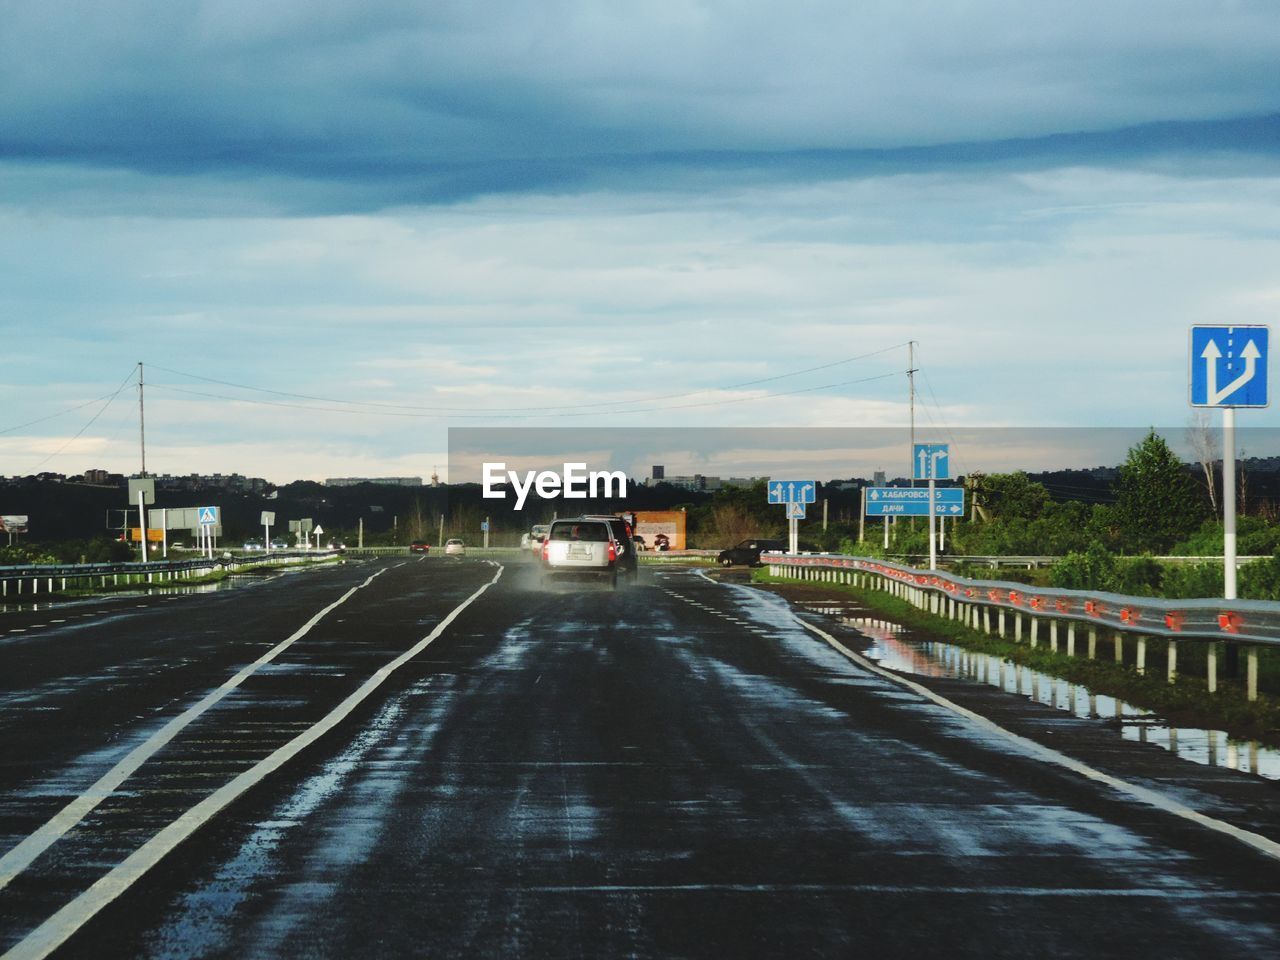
864, 487, 964, 517
480, 520, 489, 532
1190, 325, 1269, 408
767, 479, 817, 504
913, 443, 950, 480
786, 502, 807, 520
197, 506, 219, 526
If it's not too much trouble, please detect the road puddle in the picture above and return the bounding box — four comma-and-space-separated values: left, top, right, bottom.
801, 602, 1280, 782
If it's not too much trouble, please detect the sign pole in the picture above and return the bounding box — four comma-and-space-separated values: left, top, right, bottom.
161, 508, 168, 559
484, 517, 490, 550
928, 478, 937, 570
858, 488, 866, 543
789, 516, 798, 555
1223, 406, 1237, 600
138, 490, 148, 563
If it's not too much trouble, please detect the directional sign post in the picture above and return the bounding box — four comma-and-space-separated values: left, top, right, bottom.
197, 506, 219, 559
261, 511, 275, 552
913, 443, 951, 570
1190, 325, 1270, 599
767, 479, 816, 554
864, 488, 963, 515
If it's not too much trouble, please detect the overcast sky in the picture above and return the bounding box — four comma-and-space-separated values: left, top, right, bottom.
3, 1, 1278, 482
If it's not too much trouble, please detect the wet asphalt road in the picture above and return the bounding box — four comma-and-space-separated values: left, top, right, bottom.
2, 557, 1279, 958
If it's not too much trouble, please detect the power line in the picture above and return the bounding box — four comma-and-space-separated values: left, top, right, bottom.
144, 343, 909, 415
28, 369, 137, 471
0, 388, 130, 436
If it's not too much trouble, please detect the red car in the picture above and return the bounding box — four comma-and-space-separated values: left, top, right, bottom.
410, 541, 430, 554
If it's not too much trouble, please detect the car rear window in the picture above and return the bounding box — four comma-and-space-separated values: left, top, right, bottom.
550, 521, 610, 542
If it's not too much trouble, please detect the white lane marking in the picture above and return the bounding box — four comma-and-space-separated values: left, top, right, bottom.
789, 612, 1280, 864
0, 568, 391, 895
6, 564, 503, 960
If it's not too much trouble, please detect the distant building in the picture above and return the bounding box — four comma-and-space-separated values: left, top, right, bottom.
324, 477, 423, 488
662, 474, 761, 492
651, 465, 665, 481
154, 473, 269, 494
873, 471, 886, 485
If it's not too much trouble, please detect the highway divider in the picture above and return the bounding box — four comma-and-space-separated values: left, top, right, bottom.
764, 552, 1280, 702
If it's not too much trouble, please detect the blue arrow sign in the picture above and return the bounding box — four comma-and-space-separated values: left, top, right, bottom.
197, 506, 219, 526
1190, 325, 1269, 408
913, 443, 950, 480
864, 487, 963, 516
767, 479, 816, 504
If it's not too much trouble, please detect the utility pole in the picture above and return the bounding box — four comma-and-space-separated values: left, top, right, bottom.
137, 362, 147, 478
907, 341, 917, 485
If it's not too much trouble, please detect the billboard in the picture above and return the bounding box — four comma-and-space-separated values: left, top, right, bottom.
633, 510, 686, 551
0, 515, 29, 534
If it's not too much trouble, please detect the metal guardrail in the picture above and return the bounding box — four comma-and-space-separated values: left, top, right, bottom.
0, 551, 340, 599
764, 552, 1280, 700
886, 554, 1274, 570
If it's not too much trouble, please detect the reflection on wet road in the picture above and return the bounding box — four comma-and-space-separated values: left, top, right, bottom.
1, 561, 1278, 959
813, 602, 1280, 781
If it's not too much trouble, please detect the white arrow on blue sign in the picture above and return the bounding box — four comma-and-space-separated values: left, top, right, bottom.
913, 443, 950, 480
768, 480, 817, 504
197, 506, 219, 526
1190, 325, 1269, 408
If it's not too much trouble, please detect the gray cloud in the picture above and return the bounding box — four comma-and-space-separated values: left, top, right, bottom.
2, 1, 1279, 210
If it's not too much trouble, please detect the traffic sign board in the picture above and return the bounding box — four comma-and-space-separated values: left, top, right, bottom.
913, 443, 950, 480
1190, 325, 1269, 407
197, 506, 219, 526
865, 486, 964, 516
480, 521, 489, 532
768, 479, 817, 504
786, 502, 807, 519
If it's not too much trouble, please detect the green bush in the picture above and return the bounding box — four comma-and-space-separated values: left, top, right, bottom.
1240, 552, 1280, 601
1112, 555, 1164, 597
1160, 561, 1224, 599
1048, 542, 1117, 590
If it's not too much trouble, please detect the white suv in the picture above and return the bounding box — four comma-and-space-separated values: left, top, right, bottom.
540, 516, 636, 588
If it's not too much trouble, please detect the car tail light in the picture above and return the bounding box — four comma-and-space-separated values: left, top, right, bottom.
608, 540, 617, 563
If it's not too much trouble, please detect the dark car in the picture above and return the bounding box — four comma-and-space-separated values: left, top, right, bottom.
409, 541, 431, 554
717, 538, 787, 567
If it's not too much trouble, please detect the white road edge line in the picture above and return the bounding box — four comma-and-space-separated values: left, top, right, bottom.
5, 564, 503, 960
0, 567, 392, 895
789, 610, 1280, 864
